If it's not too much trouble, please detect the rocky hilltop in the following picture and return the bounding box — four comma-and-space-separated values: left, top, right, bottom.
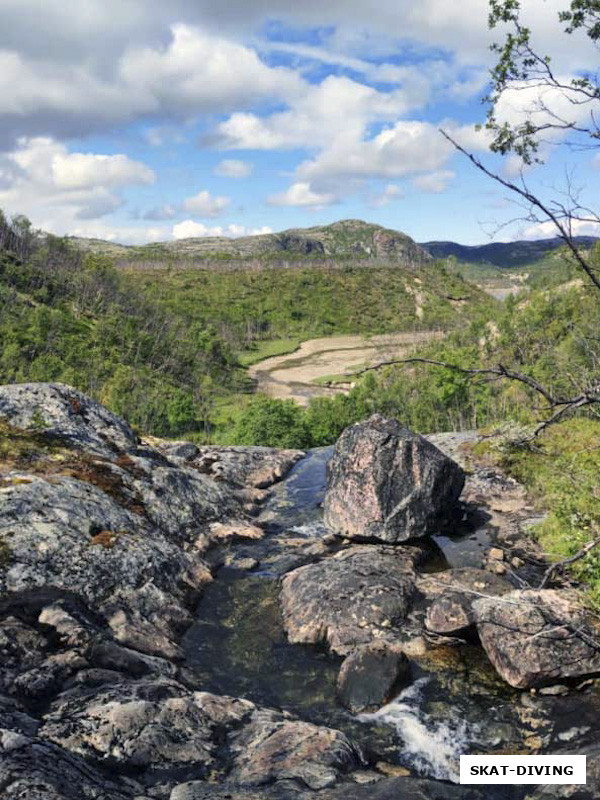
72, 219, 433, 266
1, 384, 600, 800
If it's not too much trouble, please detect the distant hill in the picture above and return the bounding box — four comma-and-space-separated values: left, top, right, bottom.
420, 236, 599, 269
72, 222, 599, 273
71, 219, 432, 267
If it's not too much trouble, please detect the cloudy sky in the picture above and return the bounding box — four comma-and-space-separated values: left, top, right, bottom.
0, 0, 597, 245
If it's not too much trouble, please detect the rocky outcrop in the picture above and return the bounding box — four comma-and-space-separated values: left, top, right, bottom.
473, 590, 600, 689
0, 382, 361, 798
0, 383, 302, 663
0, 729, 141, 799
280, 544, 420, 656
337, 642, 409, 713
0, 382, 139, 457
323, 415, 464, 543
3, 679, 361, 796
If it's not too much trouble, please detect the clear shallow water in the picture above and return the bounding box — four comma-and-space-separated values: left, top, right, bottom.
183, 448, 600, 788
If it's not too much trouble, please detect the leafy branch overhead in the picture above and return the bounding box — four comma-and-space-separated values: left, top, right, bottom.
417, 0, 600, 436
357, 357, 600, 439
485, 0, 600, 164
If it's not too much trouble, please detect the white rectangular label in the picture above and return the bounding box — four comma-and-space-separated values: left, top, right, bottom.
460, 755, 586, 785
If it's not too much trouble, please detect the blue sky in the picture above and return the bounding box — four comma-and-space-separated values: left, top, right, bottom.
0, 0, 597, 245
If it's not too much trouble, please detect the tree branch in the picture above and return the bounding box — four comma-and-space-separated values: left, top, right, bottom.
539, 536, 600, 589
439, 130, 600, 293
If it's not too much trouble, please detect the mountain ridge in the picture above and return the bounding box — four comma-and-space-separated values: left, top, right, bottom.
71, 219, 432, 266
70, 219, 598, 270
421, 235, 599, 269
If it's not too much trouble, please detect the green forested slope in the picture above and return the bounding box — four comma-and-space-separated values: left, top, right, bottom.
127, 261, 494, 350
0, 214, 242, 437
0, 211, 495, 441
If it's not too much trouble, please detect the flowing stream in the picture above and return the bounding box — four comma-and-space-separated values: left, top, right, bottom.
183, 448, 600, 792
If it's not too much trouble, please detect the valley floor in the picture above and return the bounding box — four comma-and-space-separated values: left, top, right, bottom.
248, 330, 444, 406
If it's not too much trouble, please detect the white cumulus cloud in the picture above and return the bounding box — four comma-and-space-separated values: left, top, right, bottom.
268, 182, 336, 207
412, 170, 455, 194
0, 137, 156, 228
214, 159, 253, 178
183, 190, 231, 217
172, 219, 272, 238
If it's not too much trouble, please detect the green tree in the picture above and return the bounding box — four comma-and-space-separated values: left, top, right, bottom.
233, 396, 312, 448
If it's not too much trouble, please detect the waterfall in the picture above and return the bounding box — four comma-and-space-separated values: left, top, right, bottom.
359, 678, 477, 783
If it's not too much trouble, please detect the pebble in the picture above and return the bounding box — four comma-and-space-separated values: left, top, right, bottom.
352, 771, 383, 784
376, 762, 411, 777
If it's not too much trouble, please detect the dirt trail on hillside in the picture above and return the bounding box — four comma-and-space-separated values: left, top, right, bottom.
249, 331, 444, 406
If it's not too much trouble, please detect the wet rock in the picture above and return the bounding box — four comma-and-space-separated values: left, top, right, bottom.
337, 642, 409, 713
230, 708, 361, 790
39, 680, 360, 793
0, 616, 49, 695
323, 415, 464, 543
0, 382, 139, 457
422, 568, 512, 637
223, 555, 259, 571
0, 729, 142, 799
525, 744, 600, 799
40, 681, 254, 772
320, 775, 490, 799
169, 783, 284, 800
280, 545, 420, 656
192, 446, 304, 489
473, 590, 600, 689
208, 520, 264, 543
426, 593, 474, 636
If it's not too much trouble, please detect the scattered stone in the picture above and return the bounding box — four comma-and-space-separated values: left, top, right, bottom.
473, 590, 600, 689
223, 555, 259, 571
488, 548, 505, 561
337, 641, 409, 713
209, 520, 264, 542
280, 545, 420, 656
421, 568, 512, 636
538, 685, 569, 696
352, 770, 383, 784
426, 593, 474, 636
323, 414, 465, 543
375, 762, 411, 777
417, 567, 512, 600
